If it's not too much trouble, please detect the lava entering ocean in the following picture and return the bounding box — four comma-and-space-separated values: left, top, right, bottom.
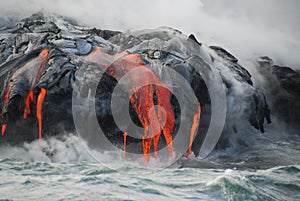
87, 47, 201, 163
0, 14, 275, 163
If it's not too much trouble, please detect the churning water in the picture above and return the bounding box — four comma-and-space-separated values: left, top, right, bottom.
0, 128, 299, 201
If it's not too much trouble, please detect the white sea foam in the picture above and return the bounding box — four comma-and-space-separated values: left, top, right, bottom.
0, 134, 95, 162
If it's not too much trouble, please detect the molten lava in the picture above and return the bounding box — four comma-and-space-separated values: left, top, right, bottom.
187, 102, 201, 157
87, 47, 177, 163
1, 75, 12, 136
123, 132, 128, 159
1, 124, 7, 136
36, 88, 47, 139
116, 53, 176, 163
23, 91, 34, 119
33, 49, 49, 85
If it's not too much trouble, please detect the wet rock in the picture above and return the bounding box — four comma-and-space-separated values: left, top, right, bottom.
272, 65, 300, 96
210, 46, 238, 63
257, 57, 300, 129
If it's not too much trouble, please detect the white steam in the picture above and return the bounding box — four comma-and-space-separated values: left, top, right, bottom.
0, 134, 95, 162
0, 0, 299, 68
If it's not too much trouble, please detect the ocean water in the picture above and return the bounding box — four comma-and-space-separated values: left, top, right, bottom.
0, 160, 299, 200
0, 128, 299, 201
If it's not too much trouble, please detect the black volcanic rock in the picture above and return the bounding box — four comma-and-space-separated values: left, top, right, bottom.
258, 57, 300, 129
272, 66, 300, 96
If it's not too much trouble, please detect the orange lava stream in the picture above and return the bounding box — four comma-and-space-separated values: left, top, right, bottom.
141, 135, 152, 165
187, 102, 201, 157
155, 86, 175, 156
114, 53, 175, 164
1, 76, 12, 136
123, 132, 128, 159
153, 134, 160, 159
87, 48, 176, 164
23, 91, 34, 119
36, 88, 47, 139
1, 124, 7, 136
33, 49, 49, 86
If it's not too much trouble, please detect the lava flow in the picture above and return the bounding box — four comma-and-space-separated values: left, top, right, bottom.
1, 124, 7, 136
187, 102, 201, 157
87, 47, 186, 164
1, 75, 12, 135
23, 91, 34, 119
123, 132, 128, 159
36, 88, 47, 139
1, 49, 49, 137
115, 53, 177, 164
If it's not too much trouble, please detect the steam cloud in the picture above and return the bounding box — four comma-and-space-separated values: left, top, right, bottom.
0, 0, 299, 68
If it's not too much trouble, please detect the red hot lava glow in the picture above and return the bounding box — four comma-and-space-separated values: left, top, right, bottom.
87, 47, 201, 163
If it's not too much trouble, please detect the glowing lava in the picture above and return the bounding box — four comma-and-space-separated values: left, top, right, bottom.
187, 102, 201, 157
87, 47, 177, 163
115, 53, 176, 163
1, 75, 12, 136
36, 88, 47, 139
23, 91, 34, 119
123, 132, 128, 159
34, 49, 49, 85
1, 124, 7, 136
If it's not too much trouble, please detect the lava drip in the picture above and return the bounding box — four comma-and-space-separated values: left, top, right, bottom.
155, 86, 175, 156
34, 49, 49, 84
123, 132, 128, 159
128, 84, 157, 163
1, 124, 7, 136
187, 102, 201, 157
141, 134, 152, 164
1, 76, 12, 135
23, 91, 34, 119
36, 88, 47, 139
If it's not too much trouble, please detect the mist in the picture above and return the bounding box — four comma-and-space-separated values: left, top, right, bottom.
0, 0, 299, 68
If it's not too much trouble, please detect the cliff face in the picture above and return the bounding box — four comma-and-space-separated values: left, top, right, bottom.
257, 57, 300, 130
0, 13, 274, 157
